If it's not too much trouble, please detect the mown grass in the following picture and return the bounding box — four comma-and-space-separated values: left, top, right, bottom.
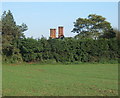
2, 63, 118, 96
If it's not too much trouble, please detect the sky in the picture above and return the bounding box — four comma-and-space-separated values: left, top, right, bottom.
2, 2, 118, 39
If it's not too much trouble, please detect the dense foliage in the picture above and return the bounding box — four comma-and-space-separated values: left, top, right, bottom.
1, 10, 28, 63
18, 37, 119, 63
72, 14, 116, 39
1, 11, 119, 63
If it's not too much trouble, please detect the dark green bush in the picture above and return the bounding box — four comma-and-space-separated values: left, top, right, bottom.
18, 38, 118, 63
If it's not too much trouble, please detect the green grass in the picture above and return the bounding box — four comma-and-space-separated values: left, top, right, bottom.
2, 63, 118, 96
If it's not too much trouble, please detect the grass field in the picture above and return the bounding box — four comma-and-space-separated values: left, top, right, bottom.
2, 63, 118, 96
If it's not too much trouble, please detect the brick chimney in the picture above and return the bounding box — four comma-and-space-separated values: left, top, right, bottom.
53, 29, 56, 38
58, 26, 64, 38
50, 29, 53, 38
50, 29, 56, 38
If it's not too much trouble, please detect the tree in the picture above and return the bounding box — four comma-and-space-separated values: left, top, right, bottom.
99, 28, 116, 39
112, 28, 120, 39
2, 10, 28, 62
0, 20, 2, 32
72, 14, 113, 39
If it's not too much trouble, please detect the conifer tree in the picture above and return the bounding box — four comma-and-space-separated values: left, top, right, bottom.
2, 10, 28, 62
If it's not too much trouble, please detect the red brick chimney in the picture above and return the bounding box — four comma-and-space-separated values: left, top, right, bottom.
53, 29, 56, 38
50, 29, 53, 38
58, 26, 64, 38
50, 29, 56, 38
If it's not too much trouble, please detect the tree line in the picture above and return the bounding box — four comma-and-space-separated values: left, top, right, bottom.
18, 37, 118, 63
1, 10, 119, 63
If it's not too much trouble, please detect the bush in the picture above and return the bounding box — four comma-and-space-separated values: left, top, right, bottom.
3, 37, 118, 64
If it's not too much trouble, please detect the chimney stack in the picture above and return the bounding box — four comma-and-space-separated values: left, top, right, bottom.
53, 29, 56, 38
58, 26, 64, 38
50, 29, 53, 38
50, 29, 56, 38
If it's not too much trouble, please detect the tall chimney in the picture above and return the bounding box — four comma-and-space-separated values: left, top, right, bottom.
50, 28, 56, 38
53, 29, 56, 38
50, 29, 53, 38
58, 26, 64, 38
